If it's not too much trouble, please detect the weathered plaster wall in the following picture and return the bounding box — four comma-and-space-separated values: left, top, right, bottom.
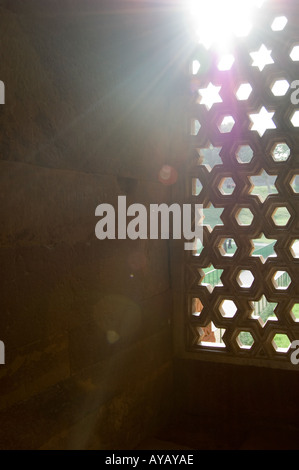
0, 1, 184, 449
173, 358, 299, 449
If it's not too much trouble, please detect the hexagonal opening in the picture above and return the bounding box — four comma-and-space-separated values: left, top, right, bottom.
271, 142, 290, 162
271, 16, 288, 31
290, 239, 299, 258
272, 270, 291, 290
218, 54, 235, 71
237, 331, 254, 349
290, 45, 299, 61
219, 238, 238, 257
249, 171, 277, 202
290, 175, 299, 193
290, 110, 299, 127
220, 300, 237, 318
236, 83, 252, 101
237, 270, 254, 288
271, 207, 291, 226
192, 178, 203, 196
271, 79, 289, 96
290, 303, 299, 322
218, 115, 235, 133
218, 177, 236, 195
236, 208, 254, 226
251, 296, 278, 327
272, 333, 291, 352
190, 119, 201, 135
236, 145, 254, 164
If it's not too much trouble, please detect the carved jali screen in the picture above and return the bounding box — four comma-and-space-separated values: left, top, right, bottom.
184, 0, 299, 368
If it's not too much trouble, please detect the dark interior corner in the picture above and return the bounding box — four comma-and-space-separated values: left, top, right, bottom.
0, 0, 299, 450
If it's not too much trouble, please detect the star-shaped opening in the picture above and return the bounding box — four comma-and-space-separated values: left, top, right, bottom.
249, 171, 278, 202
249, 106, 276, 137
250, 44, 274, 71
198, 266, 223, 292
251, 296, 278, 327
197, 323, 226, 348
203, 205, 224, 229
198, 83, 222, 110
196, 144, 222, 170
251, 235, 277, 262
192, 178, 203, 196
191, 297, 203, 317
192, 238, 204, 257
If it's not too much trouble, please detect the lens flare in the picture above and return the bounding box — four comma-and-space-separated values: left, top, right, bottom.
188, 0, 266, 51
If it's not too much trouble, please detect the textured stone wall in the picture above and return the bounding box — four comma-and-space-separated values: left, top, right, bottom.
174, 358, 299, 448
0, 1, 184, 449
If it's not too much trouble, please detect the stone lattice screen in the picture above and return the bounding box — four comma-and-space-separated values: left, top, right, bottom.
184, 0, 299, 368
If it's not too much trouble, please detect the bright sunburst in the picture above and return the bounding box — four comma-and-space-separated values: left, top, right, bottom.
188, 0, 266, 51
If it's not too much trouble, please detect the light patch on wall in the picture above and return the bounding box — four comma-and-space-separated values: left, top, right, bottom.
0, 341, 5, 364
0, 81, 4, 104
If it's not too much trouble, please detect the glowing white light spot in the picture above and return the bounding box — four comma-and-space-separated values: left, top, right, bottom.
188, 0, 264, 50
